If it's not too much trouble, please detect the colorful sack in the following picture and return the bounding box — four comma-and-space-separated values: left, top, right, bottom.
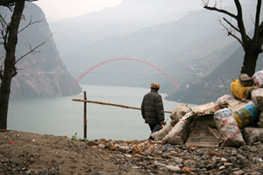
252, 70, 263, 88
234, 103, 261, 129
214, 108, 245, 147
230, 79, 253, 100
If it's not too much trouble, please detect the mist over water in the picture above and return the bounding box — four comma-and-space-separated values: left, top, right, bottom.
8, 85, 192, 140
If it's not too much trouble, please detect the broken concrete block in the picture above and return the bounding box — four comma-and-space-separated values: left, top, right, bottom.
243, 127, 263, 145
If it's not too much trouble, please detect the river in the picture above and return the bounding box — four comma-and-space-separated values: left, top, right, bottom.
8, 85, 193, 140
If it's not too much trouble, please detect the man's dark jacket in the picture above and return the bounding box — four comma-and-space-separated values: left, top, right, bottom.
141, 89, 164, 124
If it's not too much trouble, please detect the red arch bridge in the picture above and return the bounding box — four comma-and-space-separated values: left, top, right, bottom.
73, 58, 180, 88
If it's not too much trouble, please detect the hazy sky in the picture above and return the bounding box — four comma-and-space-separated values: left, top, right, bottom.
34, 0, 253, 21
34, 0, 122, 21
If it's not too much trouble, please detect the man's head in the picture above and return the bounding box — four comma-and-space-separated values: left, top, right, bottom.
151, 82, 160, 90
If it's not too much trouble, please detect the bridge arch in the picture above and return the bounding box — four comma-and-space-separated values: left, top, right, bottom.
73, 58, 180, 88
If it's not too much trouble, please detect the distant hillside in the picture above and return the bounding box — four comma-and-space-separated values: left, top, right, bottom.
49, 0, 193, 61
0, 2, 81, 98
47, 1, 260, 103
50, 2, 258, 87
167, 47, 263, 104
55, 8, 240, 89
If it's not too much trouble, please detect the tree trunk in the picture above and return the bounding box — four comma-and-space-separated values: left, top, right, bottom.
241, 52, 258, 77
240, 41, 261, 77
0, 0, 25, 129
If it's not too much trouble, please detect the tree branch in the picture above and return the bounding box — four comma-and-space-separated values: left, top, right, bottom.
253, 0, 262, 41
219, 19, 244, 47
18, 16, 44, 33
204, 5, 237, 19
234, 0, 248, 45
223, 17, 240, 33
223, 17, 251, 41
15, 35, 52, 64
0, 0, 37, 6
0, 14, 8, 46
0, 0, 15, 6
0, 61, 3, 81
0, 72, 3, 80
258, 21, 263, 48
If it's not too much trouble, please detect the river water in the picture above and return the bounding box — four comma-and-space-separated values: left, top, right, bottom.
8, 85, 192, 140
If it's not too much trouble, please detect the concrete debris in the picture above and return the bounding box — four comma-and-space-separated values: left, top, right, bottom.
82, 137, 263, 175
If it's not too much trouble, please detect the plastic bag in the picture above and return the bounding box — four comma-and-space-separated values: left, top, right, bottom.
215, 94, 234, 105
252, 70, 263, 88
214, 108, 245, 147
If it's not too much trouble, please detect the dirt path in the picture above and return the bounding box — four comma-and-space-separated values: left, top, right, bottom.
0, 130, 142, 175
1, 130, 263, 175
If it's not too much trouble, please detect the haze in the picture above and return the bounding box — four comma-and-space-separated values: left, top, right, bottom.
34, 0, 253, 22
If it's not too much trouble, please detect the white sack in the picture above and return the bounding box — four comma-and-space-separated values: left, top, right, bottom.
170, 104, 191, 122
163, 111, 195, 145
214, 108, 245, 147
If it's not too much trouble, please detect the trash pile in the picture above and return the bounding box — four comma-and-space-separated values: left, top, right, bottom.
151, 70, 263, 147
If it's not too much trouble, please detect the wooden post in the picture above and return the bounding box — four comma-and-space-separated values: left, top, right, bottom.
84, 91, 87, 139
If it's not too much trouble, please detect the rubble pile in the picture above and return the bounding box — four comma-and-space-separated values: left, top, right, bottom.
151, 71, 263, 148
1, 130, 263, 174
85, 138, 263, 175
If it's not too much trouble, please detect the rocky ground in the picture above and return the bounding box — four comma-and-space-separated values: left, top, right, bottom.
1, 130, 263, 175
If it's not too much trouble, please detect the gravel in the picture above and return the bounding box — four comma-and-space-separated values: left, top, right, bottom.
1, 130, 263, 174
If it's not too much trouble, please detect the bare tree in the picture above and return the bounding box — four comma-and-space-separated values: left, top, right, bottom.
203, 0, 263, 77
0, 0, 25, 129
0, 0, 41, 129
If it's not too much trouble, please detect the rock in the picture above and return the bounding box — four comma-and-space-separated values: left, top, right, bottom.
166, 165, 180, 172
182, 167, 192, 174
106, 142, 117, 151
233, 170, 244, 175
98, 144, 105, 149
87, 141, 97, 146
249, 146, 258, 152
173, 157, 183, 164
236, 153, 246, 160
132, 145, 141, 155
250, 171, 262, 175
219, 166, 226, 170
220, 157, 228, 162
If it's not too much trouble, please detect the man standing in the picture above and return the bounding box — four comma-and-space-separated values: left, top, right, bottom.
141, 82, 165, 139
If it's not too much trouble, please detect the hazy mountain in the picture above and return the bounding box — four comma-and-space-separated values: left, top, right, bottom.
53, 8, 240, 89
167, 47, 263, 104
49, 0, 203, 62
47, 1, 260, 102
0, 2, 81, 98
